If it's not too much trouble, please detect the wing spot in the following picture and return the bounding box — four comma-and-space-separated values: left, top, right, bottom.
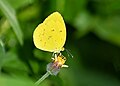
51, 29, 55, 31
60, 30, 62, 32
48, 36, 52, 39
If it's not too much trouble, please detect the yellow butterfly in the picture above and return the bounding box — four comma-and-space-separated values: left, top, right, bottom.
33, 12, 68, 69
33, 12, 66, 53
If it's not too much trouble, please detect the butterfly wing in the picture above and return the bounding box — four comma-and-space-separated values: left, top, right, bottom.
33, 12, 66, 52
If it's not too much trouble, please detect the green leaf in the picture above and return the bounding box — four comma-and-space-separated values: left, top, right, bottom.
7, 0, 34, 10
0, 0, 23, 45
73, 11, 92, 38
0, 39, 5, 57
0, 39, 5, 72
0, 75, 34, 86
94, 16, 120, 46
45, 0, 86, 23
2, 50, 30, 78
96, 0, 120, 15
61, 0, 86, 23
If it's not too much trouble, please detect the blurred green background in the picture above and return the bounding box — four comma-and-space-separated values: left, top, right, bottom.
0, 0, 120, 86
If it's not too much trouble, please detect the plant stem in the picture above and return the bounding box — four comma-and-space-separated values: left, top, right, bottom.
35, 71, 50, 86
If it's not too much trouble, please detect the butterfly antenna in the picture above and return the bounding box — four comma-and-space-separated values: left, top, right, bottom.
65, 49, 73, 58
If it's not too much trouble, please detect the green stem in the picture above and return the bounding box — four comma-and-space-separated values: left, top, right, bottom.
35, 71, 50, 86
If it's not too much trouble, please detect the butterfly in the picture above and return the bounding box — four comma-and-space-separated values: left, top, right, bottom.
33, 12, 68, 73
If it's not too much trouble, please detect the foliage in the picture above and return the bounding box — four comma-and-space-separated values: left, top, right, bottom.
0, 0, 120, 86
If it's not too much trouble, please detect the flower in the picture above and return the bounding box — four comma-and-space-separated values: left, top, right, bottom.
46, 53, 68, 75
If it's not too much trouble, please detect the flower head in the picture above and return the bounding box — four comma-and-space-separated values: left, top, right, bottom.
47, 53, 68, 75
